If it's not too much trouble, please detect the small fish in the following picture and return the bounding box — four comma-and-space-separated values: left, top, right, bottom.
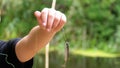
64, 41, 69, 63
62, 41, 69, 68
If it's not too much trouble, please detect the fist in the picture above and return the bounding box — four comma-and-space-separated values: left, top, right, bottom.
34, 8, 67, 32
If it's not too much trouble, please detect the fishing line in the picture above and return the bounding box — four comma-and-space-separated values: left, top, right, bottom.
61, 28, 70, 68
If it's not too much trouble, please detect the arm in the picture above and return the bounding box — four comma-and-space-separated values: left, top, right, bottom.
15, 8, 66, 62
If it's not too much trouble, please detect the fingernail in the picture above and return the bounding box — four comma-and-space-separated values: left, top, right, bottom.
42, 22, 46, 26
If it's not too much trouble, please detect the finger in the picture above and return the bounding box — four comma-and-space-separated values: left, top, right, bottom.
34, 11, 42, 26
52, 11, 61, 30
41, 8, 49, 27
54, 13, 67, 32
46, 9, 55, 31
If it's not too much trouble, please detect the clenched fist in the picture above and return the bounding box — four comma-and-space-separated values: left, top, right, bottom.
34, 8, 67, 32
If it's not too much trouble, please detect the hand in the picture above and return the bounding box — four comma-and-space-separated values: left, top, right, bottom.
34, 8, 67, 32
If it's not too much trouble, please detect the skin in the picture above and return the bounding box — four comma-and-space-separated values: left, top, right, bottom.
15, 8, 67, 62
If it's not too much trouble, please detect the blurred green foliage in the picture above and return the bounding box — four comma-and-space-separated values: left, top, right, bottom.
65, 0, 120, 53
1, 0, 120, 68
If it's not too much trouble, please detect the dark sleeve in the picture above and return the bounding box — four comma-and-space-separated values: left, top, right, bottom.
2, 38, 33, 68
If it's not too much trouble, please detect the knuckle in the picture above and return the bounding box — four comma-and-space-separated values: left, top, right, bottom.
55, 11, 61, 21
48, 13, 54, 18
41, 8, 48, 14
42, 8, 48, 11
55, 16, 60, 22
48, 10, 55, 18
41, 12, 46, 16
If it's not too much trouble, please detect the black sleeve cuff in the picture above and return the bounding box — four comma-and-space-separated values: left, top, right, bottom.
3, 38, 33, 68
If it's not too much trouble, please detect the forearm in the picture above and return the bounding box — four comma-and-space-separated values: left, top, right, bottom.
15, 26, 56, 62
27, 26, 56, 51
